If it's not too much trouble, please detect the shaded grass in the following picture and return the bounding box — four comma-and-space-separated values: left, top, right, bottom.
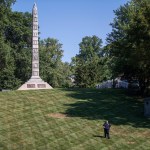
0, 88, 150, 150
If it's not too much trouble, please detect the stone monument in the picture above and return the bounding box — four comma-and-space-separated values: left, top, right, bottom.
18, 3, 53, 90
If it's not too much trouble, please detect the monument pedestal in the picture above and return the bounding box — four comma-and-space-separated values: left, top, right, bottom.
18, 77, 53, 90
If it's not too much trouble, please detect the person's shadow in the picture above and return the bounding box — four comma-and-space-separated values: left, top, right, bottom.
93, 135, 104, 138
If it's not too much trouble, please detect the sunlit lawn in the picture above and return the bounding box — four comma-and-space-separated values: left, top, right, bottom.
0, 88, 150, 150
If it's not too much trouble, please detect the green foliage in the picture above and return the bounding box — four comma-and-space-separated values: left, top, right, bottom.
106, 0, 150, 94
14, 47, 32, 82
9, 12, 32, 83
0, 37, 21, 89
0, 0, 16, 36
59, 62, 74, 87
0, 2, 32, 89
74, 36, 104, 87
39, 38, 73, 87
39, 38, 62, 87
5, 11, 32, 48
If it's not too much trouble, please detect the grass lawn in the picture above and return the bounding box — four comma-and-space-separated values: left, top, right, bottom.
0, 88, 150, 150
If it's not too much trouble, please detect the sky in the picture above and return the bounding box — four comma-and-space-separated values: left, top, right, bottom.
12, 0, 129, 63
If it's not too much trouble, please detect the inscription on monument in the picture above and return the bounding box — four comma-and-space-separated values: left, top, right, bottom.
33, 54, 38, 60
33, 63, 38, 68
33, 48, 38, 53
38, 84, 46, 88
33, 33, 38, 37
33, 25, 38, 30
33, 40, 38, 45
34, 17, 37, 22
27, 84, 35, 88
33, 71, 38, 76
34, 11, 37, 15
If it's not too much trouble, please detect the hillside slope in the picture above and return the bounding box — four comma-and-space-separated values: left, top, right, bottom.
0, 89, 150, 150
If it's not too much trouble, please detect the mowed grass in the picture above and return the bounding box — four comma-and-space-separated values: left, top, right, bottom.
0, 88, 150, 150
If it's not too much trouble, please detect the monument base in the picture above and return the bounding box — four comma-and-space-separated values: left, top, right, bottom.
18, 77, 53, 90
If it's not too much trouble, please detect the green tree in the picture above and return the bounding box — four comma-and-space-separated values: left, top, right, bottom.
0, 37, 21, 89
39, 38, 64, 87
58, 62, 74, 88
74, 36, 103, 88
9, 12, 32, 82
0, 0, 16, 36
0, 0, 23, 89
107, 0, 150, 95
0, 0, 32, 89
5, 11, 32, 87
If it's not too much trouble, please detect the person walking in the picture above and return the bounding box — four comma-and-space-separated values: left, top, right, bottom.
103, 121, 111, 139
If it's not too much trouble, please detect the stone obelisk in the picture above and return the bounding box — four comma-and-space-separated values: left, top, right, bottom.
18, 3, 53, 90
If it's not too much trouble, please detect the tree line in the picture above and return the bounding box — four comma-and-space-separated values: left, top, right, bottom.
0, 0, 150, 96
0, 0, 73, 89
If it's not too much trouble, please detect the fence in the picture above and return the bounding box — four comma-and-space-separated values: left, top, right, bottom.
96, 80, 128, 89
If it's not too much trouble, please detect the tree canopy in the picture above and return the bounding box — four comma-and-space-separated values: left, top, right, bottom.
74, 36, 104, 88
39, 38, 73, 87
106, 0, 150, 94
0, 0, 150, 95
